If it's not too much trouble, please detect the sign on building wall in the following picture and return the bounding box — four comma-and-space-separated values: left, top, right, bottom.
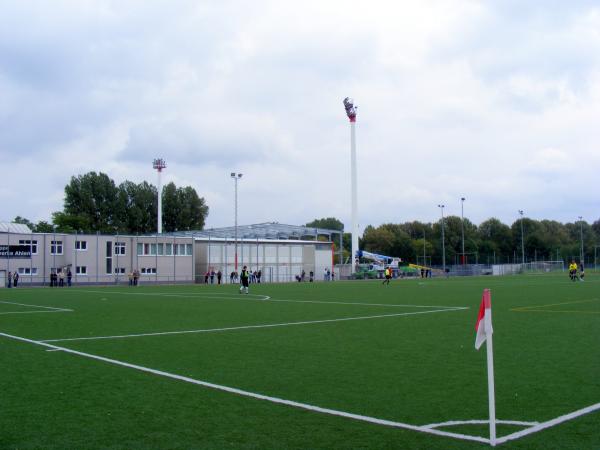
0, 245, 32, 258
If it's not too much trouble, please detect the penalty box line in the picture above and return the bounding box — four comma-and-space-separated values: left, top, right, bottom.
75, 289, 465, 309
40, 307, 468, 343
0, 300, 73, 315
0, 331, 488, 445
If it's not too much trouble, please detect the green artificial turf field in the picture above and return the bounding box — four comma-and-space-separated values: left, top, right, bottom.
1, 274, 598, 449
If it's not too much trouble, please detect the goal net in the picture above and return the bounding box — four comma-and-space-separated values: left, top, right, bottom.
520, 261, 565, 273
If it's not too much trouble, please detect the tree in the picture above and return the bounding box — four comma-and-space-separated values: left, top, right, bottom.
305, 217, 344, 231
162, 182, 209, 232
13, 216, 35, 230
62, 172, 121, 232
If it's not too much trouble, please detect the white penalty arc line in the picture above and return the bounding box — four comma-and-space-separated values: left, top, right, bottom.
40, 307, 468, 343
0, 331, 489, 445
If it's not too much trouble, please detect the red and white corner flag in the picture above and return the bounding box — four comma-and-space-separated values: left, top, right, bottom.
475, 288, 493, 350
474, 288, 497, 446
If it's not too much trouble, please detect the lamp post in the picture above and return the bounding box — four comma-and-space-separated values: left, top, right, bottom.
460, 197, 466, 264
152, 158, 167, 234
518, 210, 525, 265
578, 216, 584, 264
343, 97, 359, 273
438, 204, 446, 272
231, 172, 243, 271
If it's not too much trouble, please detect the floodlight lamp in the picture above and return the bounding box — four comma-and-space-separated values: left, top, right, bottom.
518, 210, 523, 215
238, 173, 243, 178
230, 172, 236, 178
152, 158, 167, 172
343, 97, 357, 121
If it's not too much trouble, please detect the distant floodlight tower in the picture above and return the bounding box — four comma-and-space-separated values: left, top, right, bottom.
343, 97, 359, 273
153, 158, 167, 234
231, 172, 243, 271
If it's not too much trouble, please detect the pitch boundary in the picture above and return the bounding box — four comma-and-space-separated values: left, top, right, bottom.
1, 331, 598, 447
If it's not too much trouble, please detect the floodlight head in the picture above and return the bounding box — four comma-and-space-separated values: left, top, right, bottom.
519, 210, 523, 215
230, 172, 236, 178
238, 173, 243, 178
461, 197, 465, 201
153, 158, 167, 172
343, 97, 357, 122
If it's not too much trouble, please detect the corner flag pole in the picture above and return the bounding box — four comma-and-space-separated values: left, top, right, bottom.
484, 289, 497, 446
475, 288, 497, 446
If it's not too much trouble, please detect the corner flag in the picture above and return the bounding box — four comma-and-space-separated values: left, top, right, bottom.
474, 288, 497, 446
475, 288, 493, 350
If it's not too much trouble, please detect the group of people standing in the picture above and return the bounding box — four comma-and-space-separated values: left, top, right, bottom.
49, 269, 71, 287
128, 270, 141, 286
5, 271, 19, 288
568, 261, 585, 282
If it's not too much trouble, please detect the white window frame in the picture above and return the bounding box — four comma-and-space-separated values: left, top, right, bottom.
50, 240, 63, 255
75, 240, 88, 251
18, 267, 37, 276
19, 239, 38, 255
114, 267, 126, 274
114, 242, 126, 256
76, 266, 87, 275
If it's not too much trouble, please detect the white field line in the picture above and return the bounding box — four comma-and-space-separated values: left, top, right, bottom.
74, 289, 464, 309
40, 307, 468, 343
75, 290, 272, 301
494, 402, 600, 445
0, 301, 72, 315
0, 331, 490, 445
422, 419, 539, 429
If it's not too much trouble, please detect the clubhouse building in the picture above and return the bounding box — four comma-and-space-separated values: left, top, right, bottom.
0, 222, 341, 286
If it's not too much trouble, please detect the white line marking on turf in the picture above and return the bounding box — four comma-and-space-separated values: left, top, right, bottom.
76, 290, 271, 301
422, 419, 539, 429
74, 289, 465, 309
40, 307, 468, 343
0, 331, 489, 445
0, 301, 73, 314
494, 402, 600, 445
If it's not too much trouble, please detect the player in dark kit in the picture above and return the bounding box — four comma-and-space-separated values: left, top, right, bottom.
239, 265, 250, 294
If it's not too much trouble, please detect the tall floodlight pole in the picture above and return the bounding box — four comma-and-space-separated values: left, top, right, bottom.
343, 97, 359, 273
518, 210, 525, 265
231, 173, 243, 271
460, 197, 466, 264
578, 216, 584, 264
152, 158, 167, 234
438, 204, 446, 272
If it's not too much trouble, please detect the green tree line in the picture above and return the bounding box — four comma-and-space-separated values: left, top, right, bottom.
308, 216, 600, 265
14, 172, 208, 234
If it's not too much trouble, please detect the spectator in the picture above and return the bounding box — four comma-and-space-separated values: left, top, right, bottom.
67, 269, 72, 287
217, 270, 222, 285
13, 271, 19, 288
7, 271, 12, 288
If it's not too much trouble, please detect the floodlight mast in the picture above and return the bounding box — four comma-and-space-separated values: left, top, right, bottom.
343, 97, 359, 273
231, 172, 243, 271
152, 158, 167, 234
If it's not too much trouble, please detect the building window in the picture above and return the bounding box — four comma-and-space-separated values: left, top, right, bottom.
114, 267, 126, 274
140, 267, 157, 275
106, 241, 112, 274
165, 243, 173, 255
75, 240, 87, 251
19, 239, 38, 254
186, 244, 193, 256
18, 267, 37, 276
50, 241, 63, 255
157, 243, 164, 255
76, 266, 87, 275
114, 242, 126, 255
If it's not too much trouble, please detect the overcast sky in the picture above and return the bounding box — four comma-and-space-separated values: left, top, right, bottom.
1, 0, 599, 232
